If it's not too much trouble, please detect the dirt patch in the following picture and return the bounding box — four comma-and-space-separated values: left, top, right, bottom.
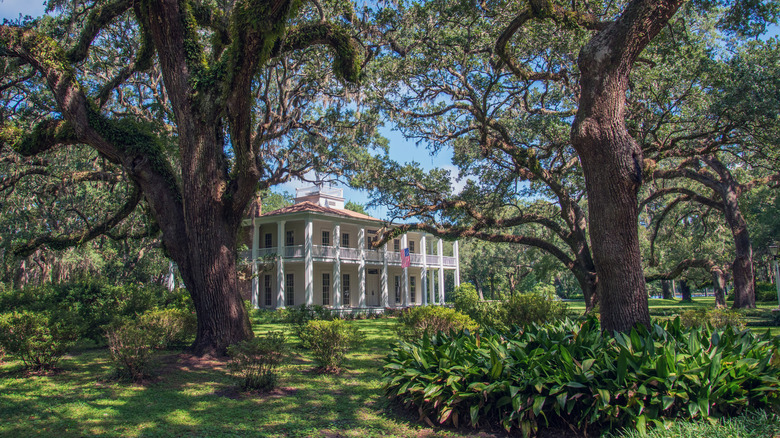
159, 352, 228, 373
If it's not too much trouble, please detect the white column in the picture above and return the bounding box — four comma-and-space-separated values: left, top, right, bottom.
420, 235, 428, 306
381, 241, 389, 308
333, 223, 342, 309
277, 220, 286, 308
166, 261, 176, 291
251, 219, 260, 308
305, 218, 313, 306
429, 268, 436, 304
358, 227, 366, 308
402, 234, 409, 306
453, 240, 461, 287
438, 238, 445, 304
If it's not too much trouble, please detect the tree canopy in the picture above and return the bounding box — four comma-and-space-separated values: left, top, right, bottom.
0, 0, 379, 354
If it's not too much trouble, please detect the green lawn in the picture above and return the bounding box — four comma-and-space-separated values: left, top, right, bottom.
0, 318, 487, 438
1, 306, 778, 437
566, 297, 780, 336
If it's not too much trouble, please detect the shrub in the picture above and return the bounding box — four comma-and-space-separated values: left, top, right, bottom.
301, 319, 363, 372
0, 310, 76, 371
397, 306, 478, 341
452, 283, 480, 314
680, 308, 745, 330
0, 281, 194, 344
756, 282, 778, 303
284, 305, 334, 346
138, 309, 196, 349
104, 308, 192, 381
227, 332, 287, 391
383, 317, 780, 435
105, 319, 158, 382
453, 284, 566, 332
503, 292, 568, 328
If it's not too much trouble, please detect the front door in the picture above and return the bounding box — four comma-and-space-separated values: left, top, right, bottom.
366, 269, 380, 306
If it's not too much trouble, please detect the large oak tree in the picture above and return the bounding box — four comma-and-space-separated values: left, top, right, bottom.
0, 0, 367, 354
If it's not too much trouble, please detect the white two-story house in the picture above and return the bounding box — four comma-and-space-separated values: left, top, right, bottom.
241, 185, 460, 311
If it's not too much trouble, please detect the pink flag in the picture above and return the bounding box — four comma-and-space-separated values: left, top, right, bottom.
401, 248, 411, 268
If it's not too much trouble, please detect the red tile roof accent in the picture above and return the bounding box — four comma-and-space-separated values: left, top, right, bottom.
260, 201, 380, 222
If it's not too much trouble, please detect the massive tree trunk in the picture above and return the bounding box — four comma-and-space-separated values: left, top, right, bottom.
711, 266, 727, 308
721, 182, 756, 309
679, 279, 691, 302
571, 0, 684, 332
661, 280, 673, 300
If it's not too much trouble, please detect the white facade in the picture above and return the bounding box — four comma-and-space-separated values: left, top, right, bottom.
242, 186, 460, 310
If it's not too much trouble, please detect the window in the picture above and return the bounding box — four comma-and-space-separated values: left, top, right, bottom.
322, 230, 330, 246
409, 241, 415, 253
394, 276, 401, 303
286, 230, 294, 246
342, 233, 350, 247
264, 233, 272, 248
342, 274, 351, 307
393, 239, 400, 252
264, 275, 272, 306
286, 273, 294, 306
322, 273, 330, 305
410, 276, 416, 303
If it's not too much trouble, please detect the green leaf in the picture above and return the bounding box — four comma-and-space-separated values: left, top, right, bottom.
597, 388, 610, 406
618, 350, 628, 384
532, 396, 545, 416
470, 404, 479, 426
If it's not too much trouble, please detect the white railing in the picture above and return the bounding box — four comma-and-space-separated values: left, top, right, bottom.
313, 245, 338, 258
341, 247, 361, 261
365, 251, 384, 262
258, 248, 277, 258
284, 245, 304, 258
442, 256, 457, 267
241, 245, 459, 268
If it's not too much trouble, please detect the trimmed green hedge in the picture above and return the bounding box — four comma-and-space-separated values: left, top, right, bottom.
383, 317, 780, 435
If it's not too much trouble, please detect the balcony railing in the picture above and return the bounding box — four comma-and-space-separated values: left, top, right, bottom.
242, 245, 458, 268
284, 245, 303, 258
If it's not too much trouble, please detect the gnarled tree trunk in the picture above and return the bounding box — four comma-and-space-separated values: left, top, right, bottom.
711, 266, 727, 308
661, 280, 673, 300
572, 0, 685, 332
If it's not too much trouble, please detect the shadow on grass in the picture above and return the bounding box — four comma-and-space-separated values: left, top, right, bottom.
0, 318, 479, 438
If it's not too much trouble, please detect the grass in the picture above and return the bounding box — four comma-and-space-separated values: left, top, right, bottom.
567, 296, 780, 336
1, 304, 779, 437
610, 410, 780, 438
0, 318, 487, 438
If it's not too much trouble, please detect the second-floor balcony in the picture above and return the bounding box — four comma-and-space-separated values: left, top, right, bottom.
242, 245, 458, 268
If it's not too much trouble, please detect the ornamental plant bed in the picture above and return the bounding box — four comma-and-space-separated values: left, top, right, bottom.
383, 316, 780, 436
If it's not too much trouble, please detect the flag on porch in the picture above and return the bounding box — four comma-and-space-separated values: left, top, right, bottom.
401, 248, 411, 268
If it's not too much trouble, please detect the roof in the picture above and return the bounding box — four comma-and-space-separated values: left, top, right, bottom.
259, 201, 381, 222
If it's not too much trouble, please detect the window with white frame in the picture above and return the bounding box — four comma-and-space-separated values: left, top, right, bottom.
322, 230, 330, 246
342, 233, 350, 247
322, 273, 330, 305
264, 275, 272, 306
286, 230, 294, 246
286, 273, 294, 306
264, 233, 272, 248
410, 276, 416, 303
394, 275, 401, 303
342, 274, 351, 307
